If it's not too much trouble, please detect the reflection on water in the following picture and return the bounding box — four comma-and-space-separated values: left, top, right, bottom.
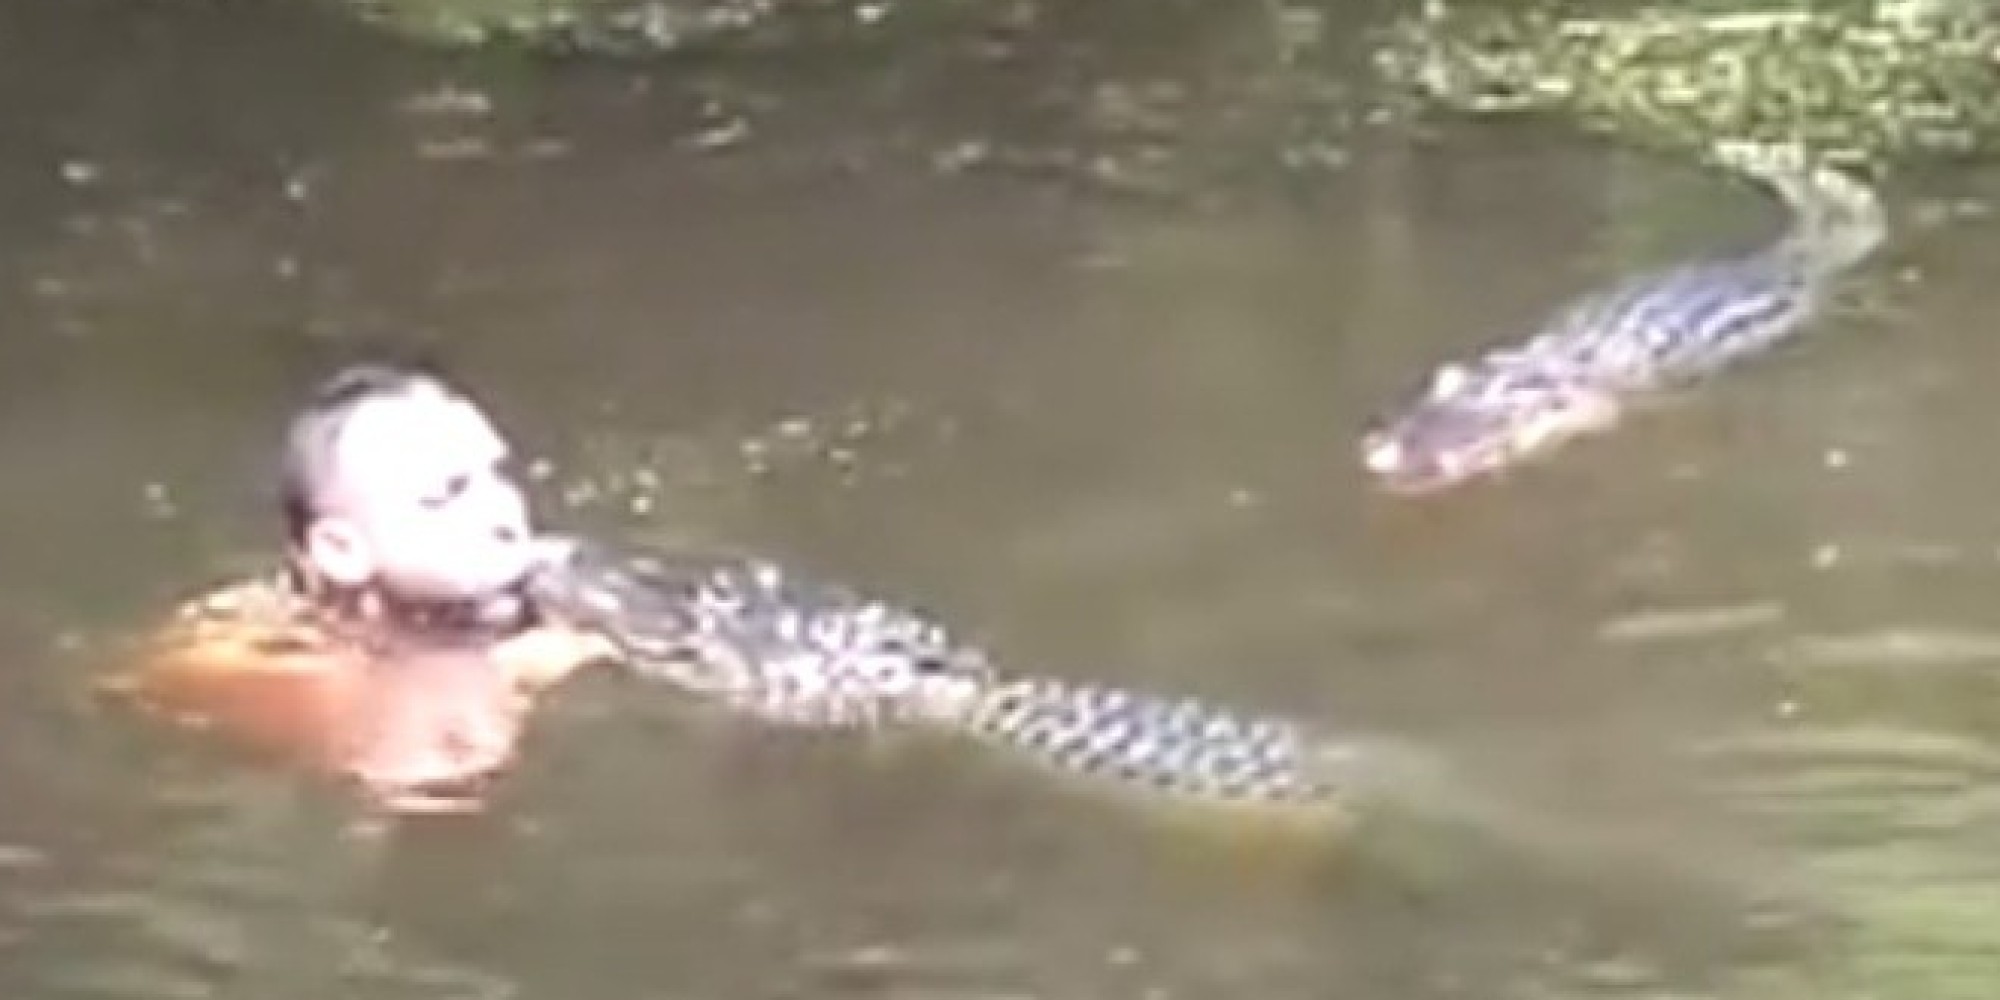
5, 2, 2000, 999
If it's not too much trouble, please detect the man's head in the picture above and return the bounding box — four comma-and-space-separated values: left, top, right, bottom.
280, 362, 536, 604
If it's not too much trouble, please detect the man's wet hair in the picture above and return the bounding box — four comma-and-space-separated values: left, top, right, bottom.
278, 358, 459, 545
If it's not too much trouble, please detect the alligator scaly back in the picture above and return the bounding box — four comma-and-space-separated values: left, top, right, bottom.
913, 674, 1366, 830
1361, 142, 1886, 494
524, 538, 1367, 827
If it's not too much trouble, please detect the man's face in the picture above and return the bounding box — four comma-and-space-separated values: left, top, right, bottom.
303, 385, 536, 603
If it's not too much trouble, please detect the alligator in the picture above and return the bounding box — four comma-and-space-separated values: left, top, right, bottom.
1360, 141, 1887, 494
518, 536, 1748, 885
522, 536, 1410, 829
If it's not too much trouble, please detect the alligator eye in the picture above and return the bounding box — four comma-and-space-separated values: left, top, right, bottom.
914, 654, 974, 678
913, 649, 990, 679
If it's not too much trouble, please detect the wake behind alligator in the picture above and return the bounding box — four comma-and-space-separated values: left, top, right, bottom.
1362, 141, 1887, 494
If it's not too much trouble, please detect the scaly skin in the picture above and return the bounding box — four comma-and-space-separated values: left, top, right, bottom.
521, 538, 988, 728
523, 538, 1359, 820
1361, 141, 1887, 494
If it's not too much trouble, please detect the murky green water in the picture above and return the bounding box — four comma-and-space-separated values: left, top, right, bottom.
4, 2, 1999, 999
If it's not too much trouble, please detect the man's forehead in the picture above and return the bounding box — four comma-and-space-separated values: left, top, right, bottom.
328, 388, 507, 484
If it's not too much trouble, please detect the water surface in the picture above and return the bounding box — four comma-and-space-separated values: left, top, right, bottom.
5, 3, 2000, 999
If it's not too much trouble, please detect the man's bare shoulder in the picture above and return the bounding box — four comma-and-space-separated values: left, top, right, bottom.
100, 567, 359, 774
120, 569, 332, 691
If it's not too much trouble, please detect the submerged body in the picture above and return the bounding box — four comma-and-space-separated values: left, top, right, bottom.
1362, 142, 1887, 494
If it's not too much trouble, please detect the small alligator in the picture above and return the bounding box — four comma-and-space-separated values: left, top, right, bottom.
1360, 141, 1886, 494
524, 537, 1391, 827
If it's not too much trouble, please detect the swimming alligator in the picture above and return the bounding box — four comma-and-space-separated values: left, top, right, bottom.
1360, 141, 1886, 494
524, 537, 1406, 828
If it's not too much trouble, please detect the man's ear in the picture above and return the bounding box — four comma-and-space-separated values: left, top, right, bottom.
302, 517, 375, 588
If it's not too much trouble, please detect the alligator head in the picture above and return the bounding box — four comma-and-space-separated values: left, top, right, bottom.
1361, 363, 1623, 494
524, 536, 994, 727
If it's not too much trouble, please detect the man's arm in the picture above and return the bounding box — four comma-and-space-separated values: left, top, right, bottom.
102, 574, 355, 767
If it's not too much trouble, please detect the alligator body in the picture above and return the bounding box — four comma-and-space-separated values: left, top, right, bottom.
1361, 142, 1886, 494
525, 538, 1364, 823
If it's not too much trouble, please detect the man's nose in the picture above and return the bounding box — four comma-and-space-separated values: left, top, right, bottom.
469, 480, 529, 536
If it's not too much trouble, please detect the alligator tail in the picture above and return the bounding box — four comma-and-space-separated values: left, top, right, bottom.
940, 676, 1536, 841
1712, 140, 1886, 280
935, 674, 1781, 894
949, 677, 1346, 814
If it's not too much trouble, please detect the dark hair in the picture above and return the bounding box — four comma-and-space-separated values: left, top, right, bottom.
278, 358, 458, 545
